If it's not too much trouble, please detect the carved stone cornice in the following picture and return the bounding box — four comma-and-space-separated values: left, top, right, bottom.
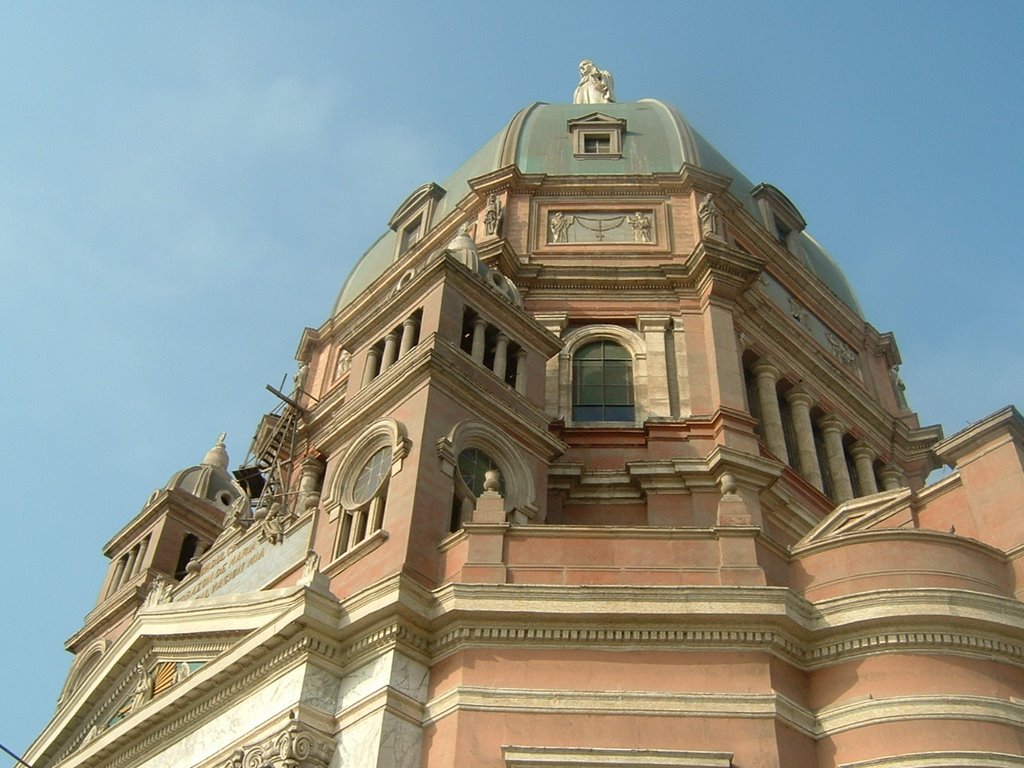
218, 721, 334, 768
684, 239, 767, 303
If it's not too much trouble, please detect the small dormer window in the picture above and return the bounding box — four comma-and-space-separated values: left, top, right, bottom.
773, 215, 792, 244
388, 182, 445, 260
568, 113, 625, 159
752, 183, 807, 253
400, 215, 423, 253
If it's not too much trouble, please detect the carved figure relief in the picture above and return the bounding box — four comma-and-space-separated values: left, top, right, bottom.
302, 549, 321, 581
128, 664, 152, 713
573, 59, 615, 104
292, 362, 309, 395
255, 497, 287, 544
826, 332, 858, 368
627, 211, 652, 243
334, 348, 351, 379
890, 365, 910, 409
143, 576, 174, 607
484, 193, 504, 236
698, 193, 721, 238
550, 211, 573, 243
548, 210, 656, 244
788, 298, 811, 330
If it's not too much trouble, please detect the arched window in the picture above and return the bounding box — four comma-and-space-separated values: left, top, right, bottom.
325, 418, 410, 557
572, 340, 635, 422
438, 419, 537, 531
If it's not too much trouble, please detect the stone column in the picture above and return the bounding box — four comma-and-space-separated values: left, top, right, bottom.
818, 415, 854, 503
109, 557, 127, 595
380, 331, 400, 373
399, 316, 418, 357
132, 536, 150, 577
471, 317, 487, 364
785, 388, 824, 492
850, 442, 879, 496
492, 333, 509, 379
879, 464, 904, 491
515, 349, 528, 394
361, 347, 381, 386
751, 361, 789, 464
123, 547, 138, 584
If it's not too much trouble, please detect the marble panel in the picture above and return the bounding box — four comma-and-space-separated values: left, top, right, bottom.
140, 666, 305, 768
177, 517, 313, 600
339, 653, 393, 711
339, 712, 382, 768
389, 654, 429, 703
377, 712, 422, 768
302, 665, 342, 713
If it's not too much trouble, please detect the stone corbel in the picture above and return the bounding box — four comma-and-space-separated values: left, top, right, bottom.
222, 722, 334, 768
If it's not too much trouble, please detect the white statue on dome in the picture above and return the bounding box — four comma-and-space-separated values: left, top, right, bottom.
573, 60, 615, 104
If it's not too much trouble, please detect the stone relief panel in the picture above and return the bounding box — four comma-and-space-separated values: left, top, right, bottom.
548, 210, 655, 245
758, 273, 863, 378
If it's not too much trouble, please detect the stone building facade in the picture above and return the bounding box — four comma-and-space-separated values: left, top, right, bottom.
24, 72, 1024, 767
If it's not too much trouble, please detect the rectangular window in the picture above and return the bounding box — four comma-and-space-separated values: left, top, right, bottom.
583, 133, 612, 154
400, 215, 423, 253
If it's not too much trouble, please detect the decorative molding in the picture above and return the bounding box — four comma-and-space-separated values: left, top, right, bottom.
817, 694, 1024, 736
218, 721, 334, 768
503, 744, 732, 767
840, 752, 1024, 768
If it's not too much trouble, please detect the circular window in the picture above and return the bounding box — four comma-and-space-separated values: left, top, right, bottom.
457, 447, 505, 497
351, 446, 391, 506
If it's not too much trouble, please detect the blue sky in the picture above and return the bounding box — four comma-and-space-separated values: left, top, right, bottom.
2, 1, 1022, 759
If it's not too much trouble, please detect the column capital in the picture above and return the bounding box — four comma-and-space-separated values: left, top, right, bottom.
785, 386, 815, 409
751, 360, 782, 382
879, 463, 905, 490
849, 441, 876, 461
817, 413, 846, 434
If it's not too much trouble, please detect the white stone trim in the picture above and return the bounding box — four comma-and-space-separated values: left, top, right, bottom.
840, 752, 1024, 768
503, 745, 732, 767
816, 694, 1024, 736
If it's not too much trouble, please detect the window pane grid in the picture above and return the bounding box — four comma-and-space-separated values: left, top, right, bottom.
572, 340, 635, 422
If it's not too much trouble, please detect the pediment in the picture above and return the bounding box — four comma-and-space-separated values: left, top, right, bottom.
388, 181, 445, 230
794, 487, 913, 550
27, 585, 331, 768
566, 112, 626, 130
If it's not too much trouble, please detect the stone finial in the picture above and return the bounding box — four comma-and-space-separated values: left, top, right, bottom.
445, 223, 480, 271
483, 468, 502, 494
573, 59, 615, 104
202, 433, 229, 470
719, 473, 738, 497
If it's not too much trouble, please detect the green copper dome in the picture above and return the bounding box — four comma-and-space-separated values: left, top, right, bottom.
333, 99, 862, 316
